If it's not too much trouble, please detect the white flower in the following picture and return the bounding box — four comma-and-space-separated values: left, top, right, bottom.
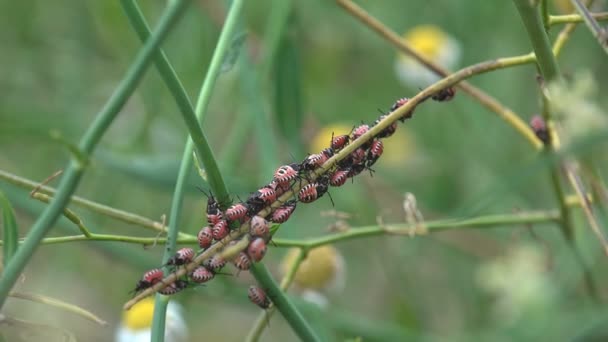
394, 25, 461, 87
116, 298, 188, 342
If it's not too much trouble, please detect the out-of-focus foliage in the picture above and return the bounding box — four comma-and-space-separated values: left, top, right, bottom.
1, 0, 607, 341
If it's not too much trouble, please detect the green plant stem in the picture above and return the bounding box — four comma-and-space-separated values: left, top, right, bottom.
0, 190, 19, 266
30, 193, 92, 237
336, 0, 542, 150
0, 169, 178, 236
569, 0, 608, 54
274, 210, 561, 248
246, 248, 306, 342
541, 0, 550, 30
9, 291, 107, 326
513, 0, 561, 81
550, 12, 608, 25
514, 0, 599, 298
0, 0, 191, 310
120, 0, 230, 206
249, 263, 320, 342
138, 0, 244, 340
0, 234, 196, 246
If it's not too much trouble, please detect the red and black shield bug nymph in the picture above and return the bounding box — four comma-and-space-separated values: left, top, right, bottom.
268, 200, 297, 224
166, 248, 195, 267
373, 115, 398, 138
132, 268, 164, 294
248, 286, 271, 309
190, 266, 215, 284
212, 220, 229, 240
225, 203, 249, 223
197, 226, 214, 249
273, 163, 301, 185
390, 97, 415, 122
431, 87, 455, 102
331, 133, 350, 151
366, 139, 384, 167
158, 280, 189, 295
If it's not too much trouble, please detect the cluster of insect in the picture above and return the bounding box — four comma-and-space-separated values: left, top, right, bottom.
130, 88, 456, 310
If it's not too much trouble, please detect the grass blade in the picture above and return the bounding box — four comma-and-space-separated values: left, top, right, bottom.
0, 190, 19, 266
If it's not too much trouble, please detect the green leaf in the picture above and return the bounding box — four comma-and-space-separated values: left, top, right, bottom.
0, 190, 19, 266
273, 15, 304, 157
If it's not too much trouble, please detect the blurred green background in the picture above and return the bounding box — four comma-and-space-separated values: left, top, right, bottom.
1, 0, 608, 341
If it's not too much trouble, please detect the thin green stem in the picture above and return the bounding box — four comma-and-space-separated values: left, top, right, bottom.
0, 169, 188, 237
9, 291, 107, 326
0, 0, 191, 309
336, 0, 542, 150
569, 0, 608, 54
246, 248, 306, 342
513, 0, 561, 81
515, 0, 598, 297
140, 0, 244, 340
274, 210, 561, 248
120, 0, 230, 206
550, 12, 608, 25
249, 263, 320, 342
31, 193, 92, 237
0, 234, 196, 246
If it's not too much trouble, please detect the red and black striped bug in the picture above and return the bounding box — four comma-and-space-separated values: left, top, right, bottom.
249, 215, 270, 239
197, 226, 213, 249
233, 251, 252, 271
205, 255, 227, 272
247, 237, 268, 262
273, 163, 300, 185
166, 248, 195, 267
132, 268, 164, 294
432, 87, 455, 102
301, 153, 324, 171
373, 115, 398, 138
331, 133, 350, 151
190, 266, 215, 284
158, 280, 189, 296
390, 97, 415, 122
298, 175, 331, 204
225, 203, 249, 223
248, 286, 271, 309
198, 188, 224, 225
268, 200, 297, 223
268, 180, 290, 197
530, 115, 550, 145
366, 139, 384, 167
330, 168, 350, 187
351, 124, 372, 148
350, 147, 367, 165
212, 220, 229, 240
347, 162, 367, 178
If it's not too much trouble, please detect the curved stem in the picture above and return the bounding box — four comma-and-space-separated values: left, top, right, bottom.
249, 263, 320, 342
0, 0, 192, 309
131, 0, 245, 339
335, 0, 542, 149
246, 248, 306, 342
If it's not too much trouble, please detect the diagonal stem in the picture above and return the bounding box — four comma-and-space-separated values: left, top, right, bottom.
0, 0, 192, 309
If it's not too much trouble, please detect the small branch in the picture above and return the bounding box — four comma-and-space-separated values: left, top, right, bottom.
513, 0, 561, 81
550, 12, 608, 25
335, 0, 542, 149
246, 249, 306, 342
31, 193, 92, 238
0, 234, 197, 246
249, 263, 321, 342
273, 210, 561, 248
570, 0, 608, 54
9, 291, 107, 326
553, 0, 596, 56
0, 169, 182, 237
